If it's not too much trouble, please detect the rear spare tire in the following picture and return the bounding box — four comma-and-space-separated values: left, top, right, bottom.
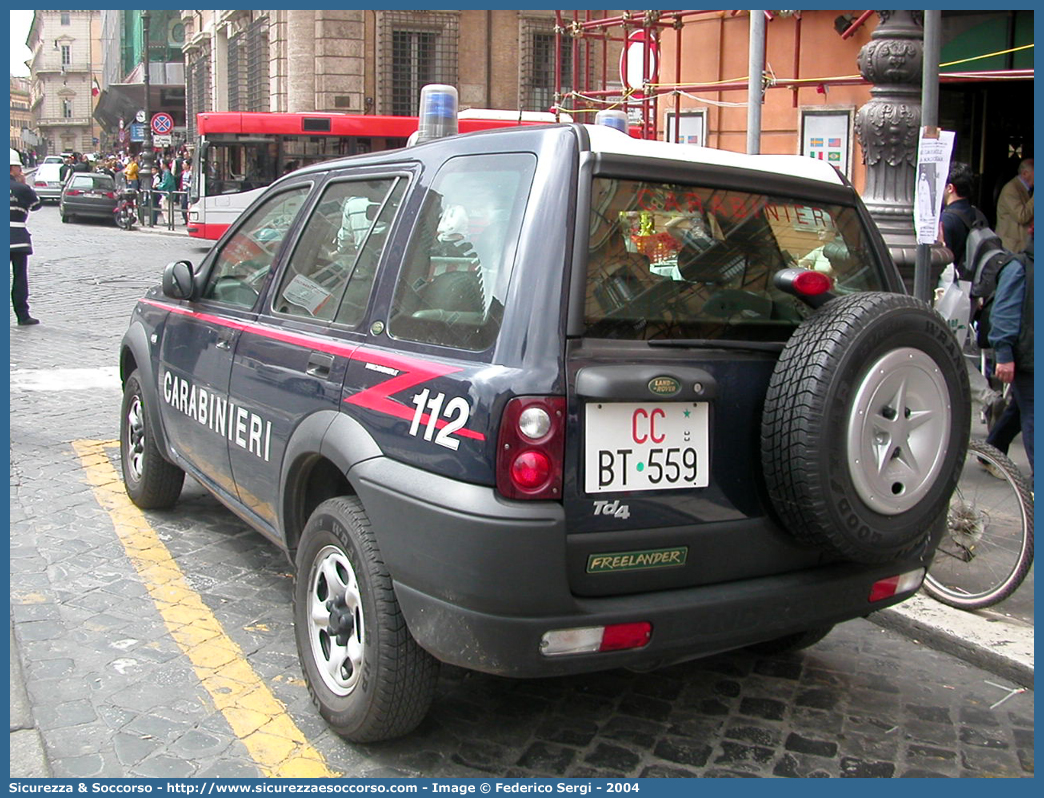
762, 292, 970, 563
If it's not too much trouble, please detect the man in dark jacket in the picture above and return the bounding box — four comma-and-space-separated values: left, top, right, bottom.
10, 149, 41, 325
941, 161, 985, 278
986, 233, 1034, 476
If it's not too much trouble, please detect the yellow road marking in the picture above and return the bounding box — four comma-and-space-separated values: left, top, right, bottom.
71, 439, 338, 778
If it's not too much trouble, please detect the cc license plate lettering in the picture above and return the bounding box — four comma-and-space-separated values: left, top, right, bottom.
585, 402, 709, 493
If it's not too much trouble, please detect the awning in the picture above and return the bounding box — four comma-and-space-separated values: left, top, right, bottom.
93, 83, 185, 133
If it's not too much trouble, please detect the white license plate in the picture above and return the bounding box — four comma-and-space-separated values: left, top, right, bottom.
584, 402, 710, 493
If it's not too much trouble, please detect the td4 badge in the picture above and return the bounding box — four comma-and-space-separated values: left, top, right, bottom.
593, 499, 631, 519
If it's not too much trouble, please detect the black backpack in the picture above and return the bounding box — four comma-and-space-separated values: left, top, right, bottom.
944, 205, 1014, 348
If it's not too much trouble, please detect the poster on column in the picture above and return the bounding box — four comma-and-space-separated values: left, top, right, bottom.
914, 128, 956, 245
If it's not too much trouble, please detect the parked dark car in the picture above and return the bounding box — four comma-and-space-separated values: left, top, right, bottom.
60, 172, 118, 223
119, 121, 971, 742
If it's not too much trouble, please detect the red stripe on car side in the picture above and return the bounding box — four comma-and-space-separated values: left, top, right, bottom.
140, 300, 485, 441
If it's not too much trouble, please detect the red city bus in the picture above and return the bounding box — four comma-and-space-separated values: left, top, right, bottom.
187, 110, 564, 240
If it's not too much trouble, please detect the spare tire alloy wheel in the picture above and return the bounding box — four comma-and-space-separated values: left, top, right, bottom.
293, 497, 438, 742
762, 293, 970, 564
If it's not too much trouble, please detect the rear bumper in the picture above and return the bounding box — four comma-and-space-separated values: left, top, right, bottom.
350, 456, 926, 678
393, 561, 919, 677
62, 201, 117, 217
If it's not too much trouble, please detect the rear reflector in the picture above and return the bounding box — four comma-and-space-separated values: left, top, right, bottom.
541, 622, 652, 657
869, 568, 925, 603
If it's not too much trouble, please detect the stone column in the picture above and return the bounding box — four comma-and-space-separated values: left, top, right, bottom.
854, 11, 943, 286
287, 10, 316, 113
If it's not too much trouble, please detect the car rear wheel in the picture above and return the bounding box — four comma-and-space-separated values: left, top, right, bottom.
762, 292, 970, 564
120, 369, 185, 508
293, 496, 438, 742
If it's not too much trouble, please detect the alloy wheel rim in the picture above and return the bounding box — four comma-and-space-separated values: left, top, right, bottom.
846, 347, 951, 515
307, 545, 364, 696
126, 395, 146, 481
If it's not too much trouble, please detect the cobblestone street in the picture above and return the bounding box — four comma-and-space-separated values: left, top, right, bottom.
9, 207, 1034, 779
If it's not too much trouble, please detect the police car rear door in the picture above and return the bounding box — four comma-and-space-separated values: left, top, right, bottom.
227, 172, 410, 530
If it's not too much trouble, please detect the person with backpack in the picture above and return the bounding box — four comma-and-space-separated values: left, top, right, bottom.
984, 233, 1034, 476
941, 161, 985, 278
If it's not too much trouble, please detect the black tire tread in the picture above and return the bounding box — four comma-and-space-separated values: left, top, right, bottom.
295, 496, 438, 743
762, 292, 969, 563
121, 370, 185, 509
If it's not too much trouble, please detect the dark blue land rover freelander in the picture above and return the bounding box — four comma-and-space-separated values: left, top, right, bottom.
119, 121, 970, 741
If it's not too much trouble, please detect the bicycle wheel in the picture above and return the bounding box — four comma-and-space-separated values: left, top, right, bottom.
923, 440, 1033, 609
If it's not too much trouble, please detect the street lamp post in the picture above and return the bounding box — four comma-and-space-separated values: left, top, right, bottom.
139, 11, 154, 198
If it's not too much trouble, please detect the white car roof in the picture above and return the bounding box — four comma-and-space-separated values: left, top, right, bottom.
583, 124, 845, 186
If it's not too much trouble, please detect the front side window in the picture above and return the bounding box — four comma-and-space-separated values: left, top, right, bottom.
585, 178, 885, 342
274, 177, 406, 326
389, 153, 537, 351
202, 186, 310, 308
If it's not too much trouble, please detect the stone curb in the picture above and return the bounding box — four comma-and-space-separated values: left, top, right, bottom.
870, 592, 1034, 690
10, 619, 52, 778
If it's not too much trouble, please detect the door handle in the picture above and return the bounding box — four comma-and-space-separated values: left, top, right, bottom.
215, 335, 233, 351
306, 351, 335, 378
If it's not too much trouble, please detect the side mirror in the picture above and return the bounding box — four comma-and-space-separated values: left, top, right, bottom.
162, 260, 196, 300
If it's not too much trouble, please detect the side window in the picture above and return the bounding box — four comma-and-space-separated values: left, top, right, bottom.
389, 153, 537, 351
202, 186, 310, 309
273, 177, 406, 325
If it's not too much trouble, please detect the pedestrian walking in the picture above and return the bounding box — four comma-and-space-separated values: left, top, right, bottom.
179, 158, 193, 224
941, 161, 984, 278
986, 232, 1034, 476
125, 154, 140, 191
996, 158, 1033, 254
10, 149, 41, 326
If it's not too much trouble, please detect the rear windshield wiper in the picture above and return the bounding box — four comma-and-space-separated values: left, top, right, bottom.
647, 339, 785, 353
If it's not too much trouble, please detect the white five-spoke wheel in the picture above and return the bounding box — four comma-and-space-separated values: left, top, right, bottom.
847, 348, 951, 516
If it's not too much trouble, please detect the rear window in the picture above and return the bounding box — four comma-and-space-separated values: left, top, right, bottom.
584, 178, 886, 342
69, 174, 114, 190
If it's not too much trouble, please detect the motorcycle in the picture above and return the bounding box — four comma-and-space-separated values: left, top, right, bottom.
114, 188, 138, 230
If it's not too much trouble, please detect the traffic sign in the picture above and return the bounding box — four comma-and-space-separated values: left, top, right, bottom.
129, 123, 145, 142
153, 134, 173, 147
135, 110, 146, 124
151, 113, 174, 136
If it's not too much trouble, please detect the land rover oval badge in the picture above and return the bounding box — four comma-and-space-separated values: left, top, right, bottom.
648, 376, 681, 397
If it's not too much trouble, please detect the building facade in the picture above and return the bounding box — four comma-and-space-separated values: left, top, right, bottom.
94, 11, 186, 153
179, 10, 623, 140
26, 10, 103, 156
10, 77, 34, 153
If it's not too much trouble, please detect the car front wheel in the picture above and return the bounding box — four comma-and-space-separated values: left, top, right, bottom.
293, 496, 438, 742
120, 369, 185, 508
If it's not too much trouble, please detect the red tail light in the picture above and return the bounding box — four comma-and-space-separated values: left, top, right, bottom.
104, 191, 117, 199
65, 189, 83, 196
496, 396, 565, 500
792, 269, 833, 296
34, 181, 47, 187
